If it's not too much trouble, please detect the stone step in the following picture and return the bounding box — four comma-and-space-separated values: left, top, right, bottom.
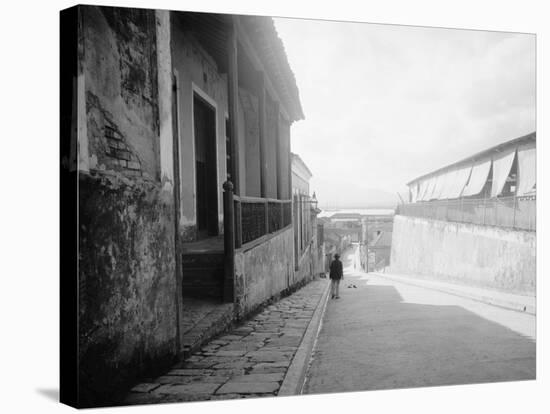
182, 252, 224, 300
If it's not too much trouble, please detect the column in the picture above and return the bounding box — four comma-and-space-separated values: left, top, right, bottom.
155, 10, 174, 185
257, 70, 268, 198
274, 101, 283, 200
227, 17, 240, 195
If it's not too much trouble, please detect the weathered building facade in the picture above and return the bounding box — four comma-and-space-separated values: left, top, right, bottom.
392, 133, 536, 295
291, 153, 324, 281
61, 5, 306, 406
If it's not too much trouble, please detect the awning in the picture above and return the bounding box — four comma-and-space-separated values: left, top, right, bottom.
517, 143, 536, 196
432, 171, 452, 200
462, 159, 491, 197
413, 181, 423, 203
413, 182, 423, 203
409, 182, 420, 203
445, 166, 472, 199
434, 170, 452, 199
424, 176, 439, 200
417, 178, 429, 201
490, 148, 516, 198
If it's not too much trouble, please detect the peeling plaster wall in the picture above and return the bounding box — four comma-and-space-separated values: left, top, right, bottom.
82, 6, 160, 179
390, 215, 536, 295
77, 6, 178, 406
294, 220, 324, 283
78, 173, 177, 406
295, 245, 314, 284
171, 27, 228, 241
234, 228, 295, 317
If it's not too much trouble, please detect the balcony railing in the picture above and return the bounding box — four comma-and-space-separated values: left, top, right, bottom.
233, 196, 292, 247
397, 196, 535, 231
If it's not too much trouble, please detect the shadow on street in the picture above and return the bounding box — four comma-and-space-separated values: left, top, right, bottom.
304, 263, 535, 394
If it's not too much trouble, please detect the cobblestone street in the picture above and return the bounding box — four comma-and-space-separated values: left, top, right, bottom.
124, 278, 328, 405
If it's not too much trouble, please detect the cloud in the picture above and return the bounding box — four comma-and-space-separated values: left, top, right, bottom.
275, 18, 535, 207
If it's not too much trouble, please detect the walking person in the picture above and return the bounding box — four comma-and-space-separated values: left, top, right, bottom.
329, 253, 343, 299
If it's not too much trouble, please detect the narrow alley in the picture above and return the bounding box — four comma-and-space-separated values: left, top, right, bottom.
303, 246, 535, 394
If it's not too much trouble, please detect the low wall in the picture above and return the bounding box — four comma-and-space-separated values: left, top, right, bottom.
390, 215, 535, 295
78, 173, 177, 406
234, 227, 295, 317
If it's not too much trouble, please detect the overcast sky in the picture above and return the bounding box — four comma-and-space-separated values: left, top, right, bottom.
273, 18, 535, 208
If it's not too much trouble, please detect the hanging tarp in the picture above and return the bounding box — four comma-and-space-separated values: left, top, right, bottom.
462, 159, 491, 197
445, 166, 472, 199
490, 148, 516, 198
432, 171, 452, 200
425, 175, 439, 200
417, 177, 430, 201
416, 178, 427, 201
424, 175, 439, 200
412, 181, 421, 202
414, 182, 422, 202
439, 169, 459, 199
431, 171, 446, 200
409, 182, 422, 203
517, 143, 536, 196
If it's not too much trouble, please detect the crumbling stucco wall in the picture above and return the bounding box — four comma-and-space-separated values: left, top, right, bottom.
390, 215, 536, 295
78, 173, 177, 405
76, 6, 178, 406
234, 228, 294, 317
171, 26, 229, 241
294, 245, 314, 285
294, 222, 324, 284
82, 6, 160, 179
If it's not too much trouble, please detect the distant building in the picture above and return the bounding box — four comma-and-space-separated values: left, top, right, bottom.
407, 132, 536, 203
291, 153, 324, 279
366, 230, 393, 271
317, 208, 394, 272
391, 132, 536, 296
401, 132, 535, 231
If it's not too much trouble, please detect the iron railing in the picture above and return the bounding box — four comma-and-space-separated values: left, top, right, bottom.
397, 196, 535, 231
233, 196, 292, 247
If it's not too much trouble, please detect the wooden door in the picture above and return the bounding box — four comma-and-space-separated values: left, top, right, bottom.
194, 94, 218, 238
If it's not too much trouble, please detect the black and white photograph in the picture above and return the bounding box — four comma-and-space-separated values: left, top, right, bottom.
2, 0, 547, 413
58, 3, 537, 408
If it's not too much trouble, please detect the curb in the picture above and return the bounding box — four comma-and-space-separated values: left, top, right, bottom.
278, 278, 331, 396
373, 272, 535, 315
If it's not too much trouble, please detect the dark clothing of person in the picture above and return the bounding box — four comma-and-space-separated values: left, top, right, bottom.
329, 259, 343, 280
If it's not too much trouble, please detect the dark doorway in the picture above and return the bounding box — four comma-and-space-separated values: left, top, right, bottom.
194, 93, 218, 239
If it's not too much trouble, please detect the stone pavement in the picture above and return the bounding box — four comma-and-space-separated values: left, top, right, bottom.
179, 298, 234, 357
123, 277, 329, 405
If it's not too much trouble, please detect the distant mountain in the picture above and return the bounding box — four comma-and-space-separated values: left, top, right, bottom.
318, 187, 403, 210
